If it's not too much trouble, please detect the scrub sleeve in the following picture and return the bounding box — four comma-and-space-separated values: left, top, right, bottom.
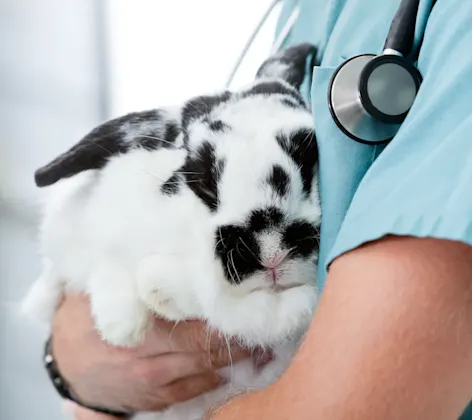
276, 0, 472, 418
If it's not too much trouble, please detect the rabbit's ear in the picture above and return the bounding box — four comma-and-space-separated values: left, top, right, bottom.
34, 109, 181, 187
255, 43, 317, 89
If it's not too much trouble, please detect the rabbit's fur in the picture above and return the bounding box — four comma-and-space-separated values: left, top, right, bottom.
22, 44, 321, 419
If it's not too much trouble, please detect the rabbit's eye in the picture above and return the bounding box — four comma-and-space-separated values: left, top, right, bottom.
282, 221, 320, 258
215, 225, 262, 284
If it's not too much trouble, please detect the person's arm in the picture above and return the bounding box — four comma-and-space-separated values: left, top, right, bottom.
209, 236, 472, 419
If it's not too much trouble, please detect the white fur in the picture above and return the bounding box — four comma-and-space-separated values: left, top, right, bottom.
22, 76, 321, 419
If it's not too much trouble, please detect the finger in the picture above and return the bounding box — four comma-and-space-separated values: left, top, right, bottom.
136, 319, 201, 355
203, 343, 253, 370
138, 347, 251, 387
146, 372, 226, 410
142, 318, 249, 356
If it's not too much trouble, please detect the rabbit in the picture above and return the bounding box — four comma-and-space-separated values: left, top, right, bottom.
21, 43, 321, 419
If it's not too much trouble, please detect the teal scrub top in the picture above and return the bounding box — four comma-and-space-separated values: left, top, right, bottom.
276, 0, 472, 418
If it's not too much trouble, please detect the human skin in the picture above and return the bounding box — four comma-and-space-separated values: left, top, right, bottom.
51, 294, 253, 416
61, 235, 472, 420
207, 236, 472, 419
65, 402, 118, 420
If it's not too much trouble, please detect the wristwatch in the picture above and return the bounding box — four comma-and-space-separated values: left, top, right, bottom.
43, 336, 133, 418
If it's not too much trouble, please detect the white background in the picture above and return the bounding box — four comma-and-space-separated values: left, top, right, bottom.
104, 0, 280, 116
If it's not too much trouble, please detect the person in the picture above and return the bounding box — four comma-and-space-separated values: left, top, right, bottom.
51, 0, 472, 418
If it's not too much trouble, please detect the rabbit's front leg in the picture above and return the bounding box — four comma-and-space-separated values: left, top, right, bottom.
88, 258, 151, 347
136, 254, 202, 321
21, 258, 64, 326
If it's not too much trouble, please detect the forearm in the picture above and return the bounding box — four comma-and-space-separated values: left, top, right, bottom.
210, 236, 472, 419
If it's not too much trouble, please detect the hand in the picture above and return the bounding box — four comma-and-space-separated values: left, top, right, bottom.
52, 293, 252, 414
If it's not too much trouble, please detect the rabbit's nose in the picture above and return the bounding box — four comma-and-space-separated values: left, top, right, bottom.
261, 249, 291, 270
261, 250, 291, 284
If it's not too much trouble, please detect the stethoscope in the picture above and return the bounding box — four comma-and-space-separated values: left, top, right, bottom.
226, 0, 432, 145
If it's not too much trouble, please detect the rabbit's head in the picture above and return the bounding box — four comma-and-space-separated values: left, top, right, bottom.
177, 44, 320, 346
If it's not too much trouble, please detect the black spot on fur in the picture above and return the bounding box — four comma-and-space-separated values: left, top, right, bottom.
182, 141, 220, 211
276, 129, 317, 196
208, 119, 230, 132
255, 43, 317, 89
119, 109, 161, 132
182, 92, 232, 128
34, 111, 148, 187
161, 174, 181, 196
242, 81, 305, 107
134, 113, 181, 150
164, 121, 181, 144
281, 98, 302, 109
138, 135, 162, 150
267, 165, 290, 197
34, 109, 180, 188
215, 225, 263, 284
282, 221, 319, 258
248, 207, 284, 233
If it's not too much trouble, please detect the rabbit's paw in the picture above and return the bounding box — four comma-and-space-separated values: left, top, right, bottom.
136, 254, 189, 321
92, 298, 151, 347
89, 261, 151, 347
21, 260, 63, 325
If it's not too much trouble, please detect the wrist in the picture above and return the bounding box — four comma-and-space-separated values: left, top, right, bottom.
65, 401, 119, 420
68, 402, 123, 419
44, 336, 132, 418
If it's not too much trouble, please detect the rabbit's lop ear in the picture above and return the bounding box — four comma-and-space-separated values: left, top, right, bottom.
255, 43, 317, 90
34, 109, 181, 187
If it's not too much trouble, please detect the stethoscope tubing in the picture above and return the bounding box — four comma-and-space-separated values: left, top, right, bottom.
224, 0, 299, 89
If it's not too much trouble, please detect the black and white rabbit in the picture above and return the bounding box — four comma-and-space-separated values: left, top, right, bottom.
22, 44, 321, 419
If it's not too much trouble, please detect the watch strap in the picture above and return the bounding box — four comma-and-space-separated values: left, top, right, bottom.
43, 336, 132, 418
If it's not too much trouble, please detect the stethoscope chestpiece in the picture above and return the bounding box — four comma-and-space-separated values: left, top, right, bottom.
358, 53, 422, 125
327, 0, 426, 145
328, 52, 422, 145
